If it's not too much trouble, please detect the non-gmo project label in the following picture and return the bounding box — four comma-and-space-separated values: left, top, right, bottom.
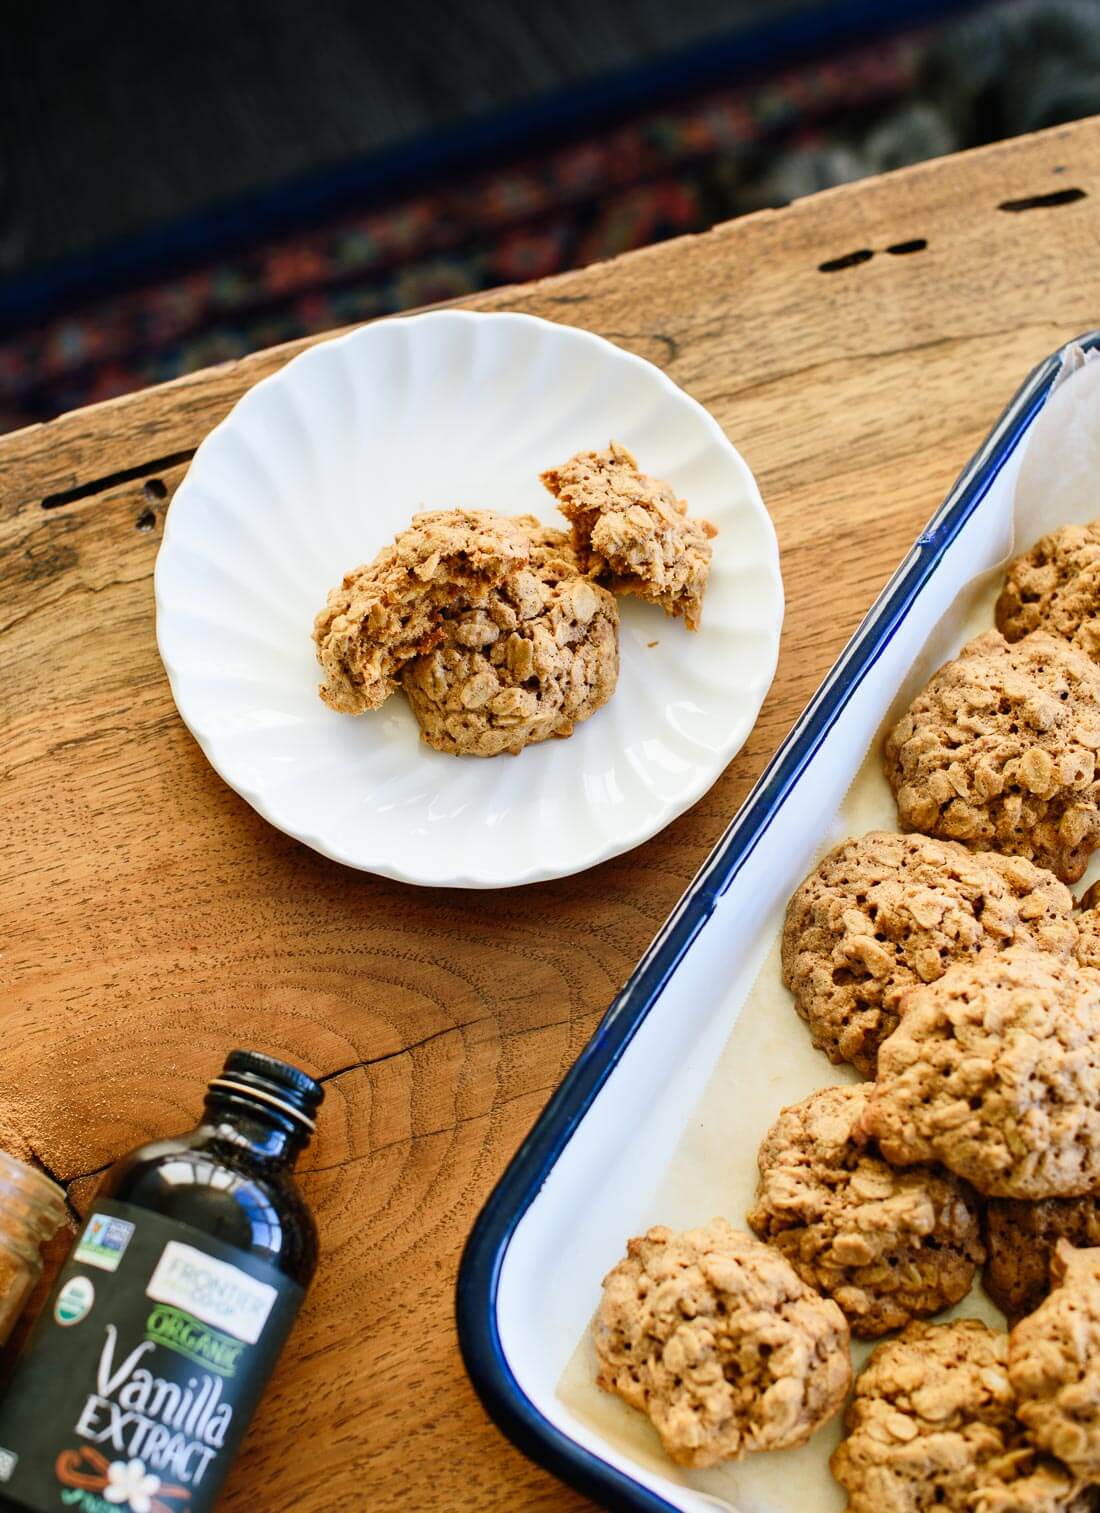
54, 1276, 95, 1327
74, 1213, 135, 1273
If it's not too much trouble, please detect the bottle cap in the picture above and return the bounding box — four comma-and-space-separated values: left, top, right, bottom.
207, 1050, 324, 1134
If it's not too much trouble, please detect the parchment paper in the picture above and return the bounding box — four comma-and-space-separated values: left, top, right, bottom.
555, 349, 1100, 1511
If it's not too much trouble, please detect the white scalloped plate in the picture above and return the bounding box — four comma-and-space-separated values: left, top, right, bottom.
154, 311, 783, 888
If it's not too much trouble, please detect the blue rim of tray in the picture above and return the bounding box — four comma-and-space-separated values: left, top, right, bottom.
456, 330, 1100, 1513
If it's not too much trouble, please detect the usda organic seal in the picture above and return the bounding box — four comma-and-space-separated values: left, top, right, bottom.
54, 1275, 94, 1326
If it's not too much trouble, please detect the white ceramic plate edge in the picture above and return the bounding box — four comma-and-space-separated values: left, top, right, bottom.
154, 310, 783, 888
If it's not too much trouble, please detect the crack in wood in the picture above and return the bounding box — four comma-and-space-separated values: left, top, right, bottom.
60, 1157, 113, 1196
602, 329, 680, 365
1, 574, 135, 639
886, 238, 928, 255
301, 1081, 558, 1175
41, 449, 194, 511
318, 1017, 494, 1084
26, 1143, 84, 1224
44, 1018, 575, 1191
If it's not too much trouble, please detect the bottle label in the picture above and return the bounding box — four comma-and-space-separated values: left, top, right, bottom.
0, 1199, 304, 1513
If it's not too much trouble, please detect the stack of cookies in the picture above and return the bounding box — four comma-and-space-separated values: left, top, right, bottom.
312, 443, 716, 757
591, 521, 1100, 1509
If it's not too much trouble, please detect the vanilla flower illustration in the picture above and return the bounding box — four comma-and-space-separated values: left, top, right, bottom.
103, 1458, 161, 1513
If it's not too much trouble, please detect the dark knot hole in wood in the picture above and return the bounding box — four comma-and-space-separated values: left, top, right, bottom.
143, 478, 168, 502
818, 249, 874, 273
135, 509, 157, 532
998, 187, 1087, 212
886, 239, 928, 255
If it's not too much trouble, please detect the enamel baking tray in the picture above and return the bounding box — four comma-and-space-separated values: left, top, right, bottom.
456, 331, 1100, 1513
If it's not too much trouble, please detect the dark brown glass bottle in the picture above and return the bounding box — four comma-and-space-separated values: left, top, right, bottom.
0, 1051, 322, 1513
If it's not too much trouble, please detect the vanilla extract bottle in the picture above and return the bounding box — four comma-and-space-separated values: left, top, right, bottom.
0, 1052, 322, 1513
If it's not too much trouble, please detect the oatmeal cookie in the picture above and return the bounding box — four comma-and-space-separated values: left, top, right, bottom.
540, 441, 717, 629
985, 1199, 1100, 1321
782, 831, 1077, 1075
1010, 1242, 1100, 1480
1074, 884, 1100, 970
884, 630, 1100, 883
747, 1084, 984, 1337
864, 946, 1100, 1199
997, 522, 1100, 658
831, 1319, 1088, 1513
401, 521, 618, 756
313, 509, 531, 713
593, 1218, 850, 1468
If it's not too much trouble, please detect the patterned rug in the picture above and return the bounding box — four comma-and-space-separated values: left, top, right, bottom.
0, 32, 920, 433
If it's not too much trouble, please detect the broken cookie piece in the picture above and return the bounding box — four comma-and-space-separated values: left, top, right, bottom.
540, 441, 717, 629
402, 522, 619, 757
313, 509, 532, 713
593, 1218, 850, 1468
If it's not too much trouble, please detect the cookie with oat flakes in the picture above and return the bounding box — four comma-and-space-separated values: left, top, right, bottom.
748, 1083, 984, 1337
593, 1218, 850, 1468
831, 1319, 1088, 1513
540, 441, 717, 629
985, 1197, 1100, 1321
864, 946, 1100, 1199
782, 831, 1077, 1075
884, 629, 1100, 883
1073, 881, 1100, 970
1010, 1242, 1100, 1481
313, 508, 532, 714
997, 521, 1100, 659
402, 520, 618, 756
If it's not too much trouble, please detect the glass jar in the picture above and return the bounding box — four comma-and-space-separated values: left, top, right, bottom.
0, 1152, 67, 1347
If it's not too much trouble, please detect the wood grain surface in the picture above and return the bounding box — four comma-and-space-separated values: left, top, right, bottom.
4, 118, 1100, 1511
